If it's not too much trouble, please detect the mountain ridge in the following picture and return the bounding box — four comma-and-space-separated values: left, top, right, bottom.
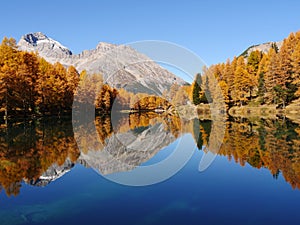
240, 40, 283, 57
18, 32, 187, 94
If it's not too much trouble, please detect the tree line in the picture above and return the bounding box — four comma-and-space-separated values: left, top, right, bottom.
0, 37, 180, 121
200, 31, 300, 108
0, 37, 80, 118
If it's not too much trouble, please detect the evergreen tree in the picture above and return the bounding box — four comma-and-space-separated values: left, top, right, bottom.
192, 73, 202, 105
271, 42, 279, 53
257, 72, 266, 103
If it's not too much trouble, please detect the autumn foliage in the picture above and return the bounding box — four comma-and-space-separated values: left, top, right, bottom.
201, 31, 300, 108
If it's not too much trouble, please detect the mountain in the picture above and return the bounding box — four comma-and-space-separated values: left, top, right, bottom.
18, 32, 187, 94
18, 32, 73, 58
240, 40, 283, 57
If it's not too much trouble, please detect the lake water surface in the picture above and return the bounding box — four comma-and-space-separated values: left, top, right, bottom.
1, 113, 300, 225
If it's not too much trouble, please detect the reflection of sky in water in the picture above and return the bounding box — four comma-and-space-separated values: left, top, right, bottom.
140, 138, 180, 166
1, 138, 300, 225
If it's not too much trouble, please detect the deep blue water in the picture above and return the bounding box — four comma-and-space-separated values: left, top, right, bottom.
1, 117, 300, 225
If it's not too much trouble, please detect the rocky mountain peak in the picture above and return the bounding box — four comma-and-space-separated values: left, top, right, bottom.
18, 32, 72, 57
96, 42, 116, 51
18, 32, 187, 94
22, 32, 48, 45
241, 41, 283, 58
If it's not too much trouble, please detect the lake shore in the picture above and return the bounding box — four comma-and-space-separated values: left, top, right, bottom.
228, 102, 300, 123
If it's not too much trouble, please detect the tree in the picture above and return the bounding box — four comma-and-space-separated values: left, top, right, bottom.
271, 42, 279, 53
192, 73, 204, 105
65, 65, 80, 110
275, 32, 298, 106
95, 84, 118, 112
257, 72, 266, 104
75, 72, 103, 106
16, 52, 39, 116
256, 53, 270, 103
0, 37, 19, 120
247, 50, 263, 76
233, 57, 253, 105
264, 48, 280, 104
292, 42, 300, 96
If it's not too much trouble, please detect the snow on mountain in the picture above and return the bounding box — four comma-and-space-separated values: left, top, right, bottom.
18, 32, 72, 58
18, 32, 187, 94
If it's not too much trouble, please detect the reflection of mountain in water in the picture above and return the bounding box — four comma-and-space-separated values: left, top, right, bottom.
2, 114, 300, 196
78, 122, 177, 175
74, 112, 182, 175
26, 159, 74, 187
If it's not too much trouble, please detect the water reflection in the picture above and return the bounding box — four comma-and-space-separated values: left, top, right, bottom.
1, 113, 300, 196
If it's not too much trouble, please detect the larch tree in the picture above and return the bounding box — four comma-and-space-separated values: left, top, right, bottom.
264, 48, 280, 105
247, 50, 263, 76
0, 37, 19, 119
233, 57, 252, 106
276, 32, 298, 106
291, 41, 300, 97
65, 65, 80, 110
16, 52, 39, 115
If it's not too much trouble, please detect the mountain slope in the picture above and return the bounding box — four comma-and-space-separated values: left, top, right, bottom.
18, 32, 73, 57
240, 41, 283, 57
18, 32, 186, 94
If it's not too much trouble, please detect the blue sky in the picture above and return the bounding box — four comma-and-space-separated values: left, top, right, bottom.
0, 0, 299, 66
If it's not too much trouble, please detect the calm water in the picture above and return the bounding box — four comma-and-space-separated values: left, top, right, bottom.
1, 113, 300, 225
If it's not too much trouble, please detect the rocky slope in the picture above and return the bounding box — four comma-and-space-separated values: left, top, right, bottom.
18, 32, 73, 58
18, 32, 186, 94
241, 40, 283, 57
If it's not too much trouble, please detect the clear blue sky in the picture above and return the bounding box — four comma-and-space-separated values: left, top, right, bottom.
0, 0, 299, 66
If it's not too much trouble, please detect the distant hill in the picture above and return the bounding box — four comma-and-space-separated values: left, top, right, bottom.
240, 40, 283, 57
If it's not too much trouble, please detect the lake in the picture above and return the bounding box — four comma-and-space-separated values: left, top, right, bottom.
1, 113, 300, 225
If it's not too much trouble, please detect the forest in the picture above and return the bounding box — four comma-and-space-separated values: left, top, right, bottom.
1, 31, 300, 122
0, 37, 178, 121
199, 31, 300, 109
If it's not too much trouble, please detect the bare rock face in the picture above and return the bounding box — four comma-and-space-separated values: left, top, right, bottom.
18, 32, 73, 58
18, 32, 186, 94
241, 41, 283, 57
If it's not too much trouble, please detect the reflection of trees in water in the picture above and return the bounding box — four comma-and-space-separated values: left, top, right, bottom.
219, 117, 300, 189
2, 114, 300, 196
0, 118, 79, 196
75, 112, 184, 175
